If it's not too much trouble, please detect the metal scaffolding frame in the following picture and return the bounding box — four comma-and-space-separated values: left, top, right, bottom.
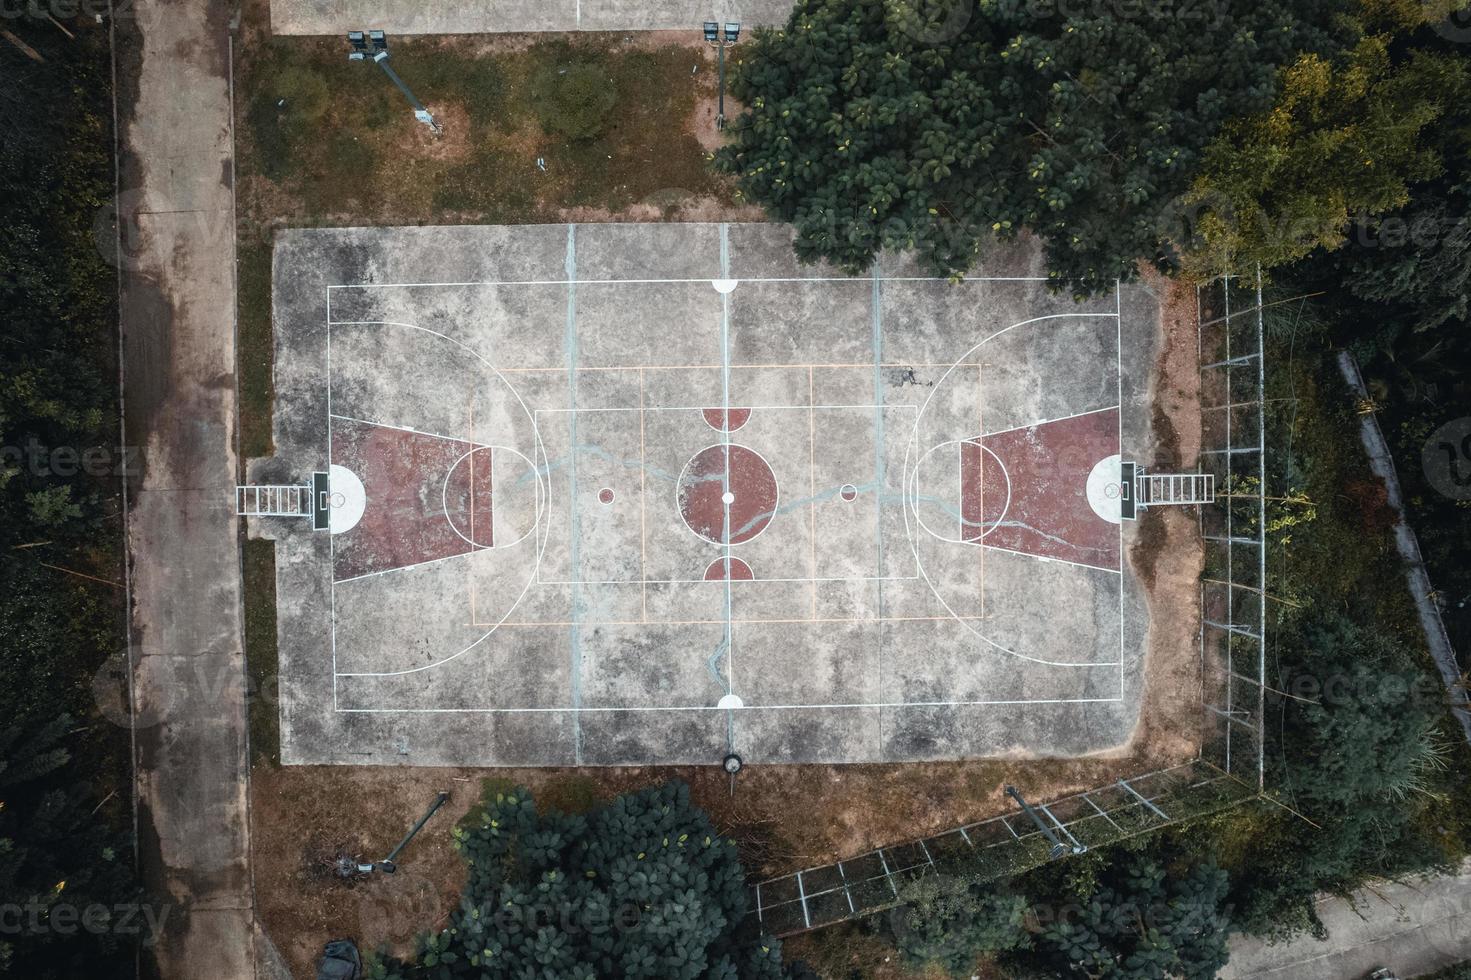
748, 760, 1256, 935
745, 273, 1271, 937
1196, 272, 1269, 792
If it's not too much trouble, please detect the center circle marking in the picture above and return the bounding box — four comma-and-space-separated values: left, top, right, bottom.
677, 444, 779, 545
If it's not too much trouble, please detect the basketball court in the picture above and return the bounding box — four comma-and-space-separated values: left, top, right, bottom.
255, 223, 1162, 766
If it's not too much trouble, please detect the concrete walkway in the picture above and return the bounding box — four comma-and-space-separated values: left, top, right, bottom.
114, 0, 255, 976
269, 0, 793, 35
1224, 860, 1471, 980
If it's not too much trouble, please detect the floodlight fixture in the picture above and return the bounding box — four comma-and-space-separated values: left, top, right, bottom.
723, 21, 741, 43
347, 27, 442, 134
703, 21, 720, 43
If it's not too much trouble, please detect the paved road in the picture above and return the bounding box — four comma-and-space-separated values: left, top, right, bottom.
1224, 860, 1471, 980
270, 0, 794, 35
114, 0, 255, 976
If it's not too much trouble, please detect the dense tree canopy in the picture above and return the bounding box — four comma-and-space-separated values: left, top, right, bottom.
373, 783, 804, 980
1185, 37, 1467, 275
0, 20, 138, 979
718, 0, 1349, 293
0, 717, 138, 979
1032, 861, 1231, 980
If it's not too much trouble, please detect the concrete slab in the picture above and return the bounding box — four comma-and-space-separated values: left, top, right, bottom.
269, 0, 795, 36
258, 223, 1161, 766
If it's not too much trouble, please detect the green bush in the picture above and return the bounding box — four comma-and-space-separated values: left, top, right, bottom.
370, 782, 811, 978
531, 62, 618, 141
894, 873, 1028, 977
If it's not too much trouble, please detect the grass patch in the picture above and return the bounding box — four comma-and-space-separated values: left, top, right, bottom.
243, 537, 280, 767
236, 33, 728, 226
237, 240, 274, 460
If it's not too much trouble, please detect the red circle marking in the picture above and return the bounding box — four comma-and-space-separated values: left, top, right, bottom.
677, 444, 778, 545
702, 407, 751, 432
840, 484, 858, 501
598, 488, 614, 504
704, 556, 754, 581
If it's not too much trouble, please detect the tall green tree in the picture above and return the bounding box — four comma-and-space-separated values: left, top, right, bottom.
370, 783, 806, 979
718, 0, 1348, 293
1184, 37, 1466, 276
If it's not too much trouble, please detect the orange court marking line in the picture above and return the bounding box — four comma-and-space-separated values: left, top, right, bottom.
491, 361, 990, 374
467, 614, 1001, 628
639, 368, 648, 624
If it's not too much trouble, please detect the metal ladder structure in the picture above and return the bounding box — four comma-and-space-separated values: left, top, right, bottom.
235, 472, 330, 530
1120, 462, 1214, 520
1139, 471, 1215, 506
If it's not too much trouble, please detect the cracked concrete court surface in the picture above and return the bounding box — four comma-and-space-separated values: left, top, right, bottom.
252, 223, 1160, 766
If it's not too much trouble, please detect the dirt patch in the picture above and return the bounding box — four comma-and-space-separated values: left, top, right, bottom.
1143, 266, 1203, 468
255, 750, 1204, 976
1117, 270, 1208, 765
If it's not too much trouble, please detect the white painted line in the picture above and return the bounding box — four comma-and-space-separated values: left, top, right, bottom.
982, 404, 1119, 439
327, 275, 1058, 291
330, 696, 1127, 711
330, 412, 480, 446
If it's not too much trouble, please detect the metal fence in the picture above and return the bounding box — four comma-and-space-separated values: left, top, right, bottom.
748, 759, 1257, 935
746, 276, 1272, 937
1196, 273, 1269, 792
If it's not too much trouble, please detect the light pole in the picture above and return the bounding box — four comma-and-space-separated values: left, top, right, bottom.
704, 21, 741, 131
1005, 785, 1086, 859
339, 791, 451, 877
348, 30, 441, 135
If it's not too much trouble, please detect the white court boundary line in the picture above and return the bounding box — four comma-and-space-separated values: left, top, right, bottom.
332, 695, 1127, 714
320, 274, 1132, 706
327, 275, 1057, 291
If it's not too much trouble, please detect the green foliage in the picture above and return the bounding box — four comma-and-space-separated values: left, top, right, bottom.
894, 874, 1028, 977
25, 486, 83, 529
372, 782, 807, 978
1274, 612, 1448, 806
0, 21, 137, 979
718, 0, 1346, 292
1187, 38, 1467, 275
0, 717, 140, 978
1026, 861, 1231, 980
531, 61, 619, 141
